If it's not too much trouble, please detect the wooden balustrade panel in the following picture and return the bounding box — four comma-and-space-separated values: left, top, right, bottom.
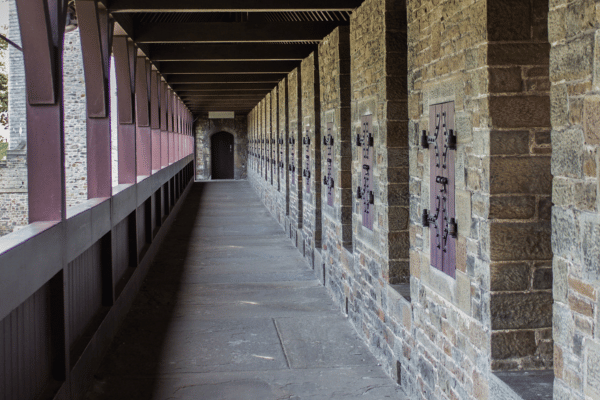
0, 284, 53, 400
67, 241, 103, 353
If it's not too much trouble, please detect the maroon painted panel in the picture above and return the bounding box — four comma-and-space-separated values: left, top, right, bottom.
325, 122, 334, 207
15, 0, 58, 105
17, 0, 68, 222
135, 57, 150, 128
442, 102, 456, 277
112, 36, 134, 125
428, 102, 456, 278
359, 115, 374, 231
77, 1, 109, 118
118, 124, 136, 184
79, 3, 113, 198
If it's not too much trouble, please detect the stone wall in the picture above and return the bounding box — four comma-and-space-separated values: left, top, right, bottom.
287, 68, 303, 246
277, 78, 289, 226
64, 28, 89, 208
245, 0, 597, 399
194, 116, 247, 180
8, 0, 25, 151
0, 150, 27, 235
549, 0, 600, 399
486, 0, 553, 371
0, 0, 28, 236
301, 52, 322, 267
320, 26, 353, 294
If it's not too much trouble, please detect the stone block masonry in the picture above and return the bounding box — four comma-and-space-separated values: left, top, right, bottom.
64, 29, 89, 208
194, 116, 247, 181
549, 1, 600, 399
319, 26, 353, 300
246, 0, 597, 399
301, 52, 322, 268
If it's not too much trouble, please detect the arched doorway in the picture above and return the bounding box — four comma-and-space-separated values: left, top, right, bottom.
211, 131, 234, 179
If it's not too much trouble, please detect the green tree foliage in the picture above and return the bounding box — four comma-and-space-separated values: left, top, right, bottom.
0, 139, 7, 160
0, 26, 7, 127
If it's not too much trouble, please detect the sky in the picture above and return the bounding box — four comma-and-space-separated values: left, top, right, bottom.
0, 0, 9, 141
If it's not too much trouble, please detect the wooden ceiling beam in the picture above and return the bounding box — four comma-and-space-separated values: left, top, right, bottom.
159, 61, 299, 74
167, 74, 285, 84
178, 90, 270, 97
135, 22, 342, 43
108, 0, 363, 12
149, 43, 315, 61
172, 83, 277, 91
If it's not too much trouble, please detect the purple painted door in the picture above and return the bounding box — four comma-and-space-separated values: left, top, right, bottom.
358, 115, 374, 231
325, 122, 334, 207
428, 102, 456, 277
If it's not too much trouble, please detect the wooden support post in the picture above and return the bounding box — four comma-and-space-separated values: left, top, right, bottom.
135, 56, 151, 177
150, 69, 161, 172
17, 0, 68, 222
160, 80, 168, 168
113, 36, 137, 184
77, 0, 114, 198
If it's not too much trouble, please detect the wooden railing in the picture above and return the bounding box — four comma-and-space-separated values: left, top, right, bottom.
0, 157, 194, 400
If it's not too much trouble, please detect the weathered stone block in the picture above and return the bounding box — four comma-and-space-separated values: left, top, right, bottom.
552, 177, 597, 211
490, 156, 552, 195
582, 215, 600, 282
550, 35, 594, 83
489, 95, 550, 128
533, 266, 553, 290
490, 221, 552, 261
455, 189, 471, 238
585, 339, 600, 399
491, 330, 537, 359
552, 127, 584, 179
487, 0, 531, 41
489, 67, 523, 94
583, 95, 600, 145
551, 84, 568, 128
490, 263, 531, 291
491, 292, 553, 329
489, 195, 536, 219
488, 43, 550, 66
490, 131, 530, 155
389, 231, 409, 259
389, 260, 409, 284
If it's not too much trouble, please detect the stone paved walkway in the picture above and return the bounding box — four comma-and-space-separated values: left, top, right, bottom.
85, 181, 405, 400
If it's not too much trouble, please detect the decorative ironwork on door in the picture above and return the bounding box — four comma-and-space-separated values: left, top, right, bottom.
323, 122, 334, 207
422, 101, 457, 278
289, 134, 296, 187
302, 128, 311, 194
356, 115, 374, 231
279, 135, 285, 183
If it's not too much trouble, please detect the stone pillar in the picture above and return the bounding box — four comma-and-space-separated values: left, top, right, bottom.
301, 52, 322, 267
319, 26, 353, 299
277, 78, 289, 226
287, 68, 303, 246
549, 1, 600, 399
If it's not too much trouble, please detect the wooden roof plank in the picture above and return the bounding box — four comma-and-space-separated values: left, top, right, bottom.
149, 43, 315, 61
108, 0, 363, 13
134, 22, 342, 43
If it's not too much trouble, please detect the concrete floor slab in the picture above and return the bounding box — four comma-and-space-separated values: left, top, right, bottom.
85, 181, 405, 400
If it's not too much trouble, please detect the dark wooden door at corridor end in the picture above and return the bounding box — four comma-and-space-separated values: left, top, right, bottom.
211, 131, 235, 179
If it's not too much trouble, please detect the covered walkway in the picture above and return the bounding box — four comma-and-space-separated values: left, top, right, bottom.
85, 181, 404, 400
